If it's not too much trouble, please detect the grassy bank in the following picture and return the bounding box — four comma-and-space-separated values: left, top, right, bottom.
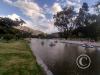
0, 40, 43, 75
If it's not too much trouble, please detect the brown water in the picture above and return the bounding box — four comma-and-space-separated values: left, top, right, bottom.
31, 39, 100, 75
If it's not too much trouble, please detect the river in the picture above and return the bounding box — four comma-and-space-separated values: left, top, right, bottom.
31, 39, 100, 75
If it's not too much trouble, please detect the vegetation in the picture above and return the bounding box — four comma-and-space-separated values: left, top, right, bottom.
0, 17, 32, 40
0, 40, 43, 75
0, 11, 44, 75
53, 1, 100, 41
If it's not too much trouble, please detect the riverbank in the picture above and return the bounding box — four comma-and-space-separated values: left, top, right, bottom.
61, 40, 100, 47
0, 40, 43, 75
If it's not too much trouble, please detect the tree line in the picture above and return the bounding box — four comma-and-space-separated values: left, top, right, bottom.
0, 17, 32, 40
53, 1, 100, 41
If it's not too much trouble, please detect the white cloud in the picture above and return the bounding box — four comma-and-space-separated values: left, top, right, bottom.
77, 0, 81, 3
67, 0, 75, 6
7, 14, 20, 20
56, 0, 81, 13
14, 0, 45, 18
99, 5, 100, 8
3, 0, 45, 19
3, 0, 12, 4
89, 7, 98, 15
52, 3, 62, 14
4, 0, 57, 33
22, 19, 34, 28
3, 0, 82, 33
46, 19, 58, 33
66, 0, 81, 13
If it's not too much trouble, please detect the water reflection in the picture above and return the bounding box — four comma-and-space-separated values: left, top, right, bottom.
41, 41, 44, 46
31, 39, 100, 75
54, 40, 58, 43
49, 42, 56, 47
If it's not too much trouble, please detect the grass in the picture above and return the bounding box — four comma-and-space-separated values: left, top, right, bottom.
0, 40, 43, 75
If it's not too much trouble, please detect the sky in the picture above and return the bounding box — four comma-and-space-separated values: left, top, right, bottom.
0, 0, 99, 33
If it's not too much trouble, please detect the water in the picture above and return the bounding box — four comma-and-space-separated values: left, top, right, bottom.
31, 39, 100, 75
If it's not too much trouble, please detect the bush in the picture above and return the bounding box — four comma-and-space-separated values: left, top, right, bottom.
3, 34, 14, 41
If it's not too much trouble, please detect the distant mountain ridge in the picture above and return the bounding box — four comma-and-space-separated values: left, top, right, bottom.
15, 26, 44, 35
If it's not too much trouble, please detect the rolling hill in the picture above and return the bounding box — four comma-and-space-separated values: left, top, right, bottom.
15, 26, 44, 35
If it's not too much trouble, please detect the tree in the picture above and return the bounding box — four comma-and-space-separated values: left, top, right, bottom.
94, 1, 100, 39
53, 6, 76, 38
0, 17, 30, 40
94, 1, 100, 14
53, 2, 100, 40
75, 3, 99, 40
75, 2, 89, 27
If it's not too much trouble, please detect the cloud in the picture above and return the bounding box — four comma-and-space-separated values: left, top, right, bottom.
89, 7, 98, 15
4, 0, 45, 17
3, 0, 81, 33
23, 19, 58, 33
66, 0, 81, 13
5, 0, 95, 33
98, 5, 100, 10
3, 0, 60, 33
52, 3, 62, 14
67, 0, 75, 6
3, 0, 82, 33
4, 0, 45, 19
46, 19, 58, 33
3, 0, 12, 4
43, 4, 52, 15
15, 0, 45, 18
7, 14, 20, 20
55, 0, 82, 13
4, 0, 57, 33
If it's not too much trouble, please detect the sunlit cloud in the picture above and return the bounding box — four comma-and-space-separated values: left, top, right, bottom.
7, 14, 20, 20
52, 3, 62, 14
3, 0, 96, 33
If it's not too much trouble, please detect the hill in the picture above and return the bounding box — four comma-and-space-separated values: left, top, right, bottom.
15, 26, 44, 36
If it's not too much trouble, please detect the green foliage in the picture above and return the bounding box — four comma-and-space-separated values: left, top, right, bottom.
53, 2, 100, 40
0, 40, 43, 75
3, 34, 14, 41
0, 17, 32, 40
53, 6, 75, 38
